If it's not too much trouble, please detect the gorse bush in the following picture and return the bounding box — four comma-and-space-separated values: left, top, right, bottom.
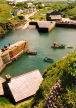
68, 57, 76, 77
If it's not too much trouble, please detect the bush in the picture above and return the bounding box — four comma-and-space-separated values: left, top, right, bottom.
16, 2, 28, 9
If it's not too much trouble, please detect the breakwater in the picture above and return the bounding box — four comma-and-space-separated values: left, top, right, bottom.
0, 40, 28, 73
29, 21, 56, 33
56, 22, 76, 28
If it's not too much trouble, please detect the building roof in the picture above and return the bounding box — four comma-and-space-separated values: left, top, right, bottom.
5, 69, 43, 103
50, 15, 62, 20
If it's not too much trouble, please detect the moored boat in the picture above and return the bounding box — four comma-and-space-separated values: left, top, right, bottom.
67, 45, 73, 48
44, 57, 54, 62
26, 51, 37, 55
51, 42, 65, 49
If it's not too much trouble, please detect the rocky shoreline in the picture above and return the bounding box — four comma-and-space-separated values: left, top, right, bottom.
0, 21, 26, 38
0, 22, 14, 38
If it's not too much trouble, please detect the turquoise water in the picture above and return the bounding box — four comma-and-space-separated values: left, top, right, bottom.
0, 27, 76, 78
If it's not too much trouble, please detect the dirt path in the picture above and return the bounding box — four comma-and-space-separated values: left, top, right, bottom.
22, 11, 36, 29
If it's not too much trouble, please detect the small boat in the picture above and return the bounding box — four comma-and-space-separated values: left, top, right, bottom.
44, 57, 54, 62
67, 45, 73, 48
51, 42, 65, 49
26, 51, 37, 55
51, 45, 65, 48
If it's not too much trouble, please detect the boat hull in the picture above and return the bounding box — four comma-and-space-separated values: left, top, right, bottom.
26, 51, 37, 55
51, 46, 65, 49
44, 57, 54, 63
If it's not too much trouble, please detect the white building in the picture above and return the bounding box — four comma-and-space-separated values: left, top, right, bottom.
27, 3, 33, 7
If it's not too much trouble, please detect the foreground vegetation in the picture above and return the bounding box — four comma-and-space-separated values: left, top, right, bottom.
18, 51, 76, 108
29, 51, 76, 108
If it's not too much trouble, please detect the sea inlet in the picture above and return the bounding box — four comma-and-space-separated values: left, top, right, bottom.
0, 27, 76, 78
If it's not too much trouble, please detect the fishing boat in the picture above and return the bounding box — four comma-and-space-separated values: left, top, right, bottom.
51, 42, 65, 49
44, 57, 54, 62
26, 51, 37, 55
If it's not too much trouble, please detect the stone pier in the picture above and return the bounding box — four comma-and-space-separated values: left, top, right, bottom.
29, 21, 56, 33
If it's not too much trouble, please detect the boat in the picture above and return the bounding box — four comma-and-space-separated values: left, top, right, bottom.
44, 57, 54, 62
51, 42, 65, 49
26, 51, 37, 55
67, 45, 73, 48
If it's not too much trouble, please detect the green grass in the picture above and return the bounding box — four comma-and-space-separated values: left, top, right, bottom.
63, 6, 76, 17
29, 14, 46, 20
0, 3, 12, 22
0, 97, 14, 108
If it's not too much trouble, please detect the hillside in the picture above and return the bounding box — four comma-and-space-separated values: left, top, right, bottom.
22, 51, 76, 108
0, 0, 12, 22
0, 0, 26, 38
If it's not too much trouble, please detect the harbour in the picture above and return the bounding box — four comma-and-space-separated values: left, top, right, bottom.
0, 0, 76, 107
0, 27, 76, 78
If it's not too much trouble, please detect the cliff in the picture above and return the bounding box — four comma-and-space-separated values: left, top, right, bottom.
0, 22, 14, 38
0, 26, 6, 38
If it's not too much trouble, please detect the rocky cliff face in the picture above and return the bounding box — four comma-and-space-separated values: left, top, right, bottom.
0, 22, 14, 38
0, 26, 6, 38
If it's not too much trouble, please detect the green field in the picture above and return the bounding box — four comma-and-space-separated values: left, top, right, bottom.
0, 1, 12, 22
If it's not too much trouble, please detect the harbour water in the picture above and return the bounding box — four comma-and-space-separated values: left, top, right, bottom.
0, 27, 76, 77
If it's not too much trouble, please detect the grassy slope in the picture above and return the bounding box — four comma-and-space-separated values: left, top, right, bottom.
63, 6, 76, 17
28, 51, 76, 108
0, 97, 15, 108
0, 0, 12, 22
29, 14, 46, 20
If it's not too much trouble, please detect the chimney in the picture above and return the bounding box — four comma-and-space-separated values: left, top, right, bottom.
5, 74, 11, 82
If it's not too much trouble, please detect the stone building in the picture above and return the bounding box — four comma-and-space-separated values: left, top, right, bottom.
3, 70, 43, 103
46, 10, 62, 22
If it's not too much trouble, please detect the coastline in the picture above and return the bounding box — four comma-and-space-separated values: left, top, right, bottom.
0, 21, 27, 38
